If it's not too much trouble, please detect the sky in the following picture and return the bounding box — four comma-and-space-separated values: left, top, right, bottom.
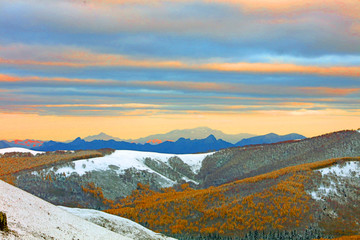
0, 0, 359, 141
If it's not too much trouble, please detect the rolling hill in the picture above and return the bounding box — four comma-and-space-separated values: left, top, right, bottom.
5, 148, 213, 209
198, 130, 360, 187
106, 156, 360, 239
3, 130, 360, 211
0, 179, 175, 240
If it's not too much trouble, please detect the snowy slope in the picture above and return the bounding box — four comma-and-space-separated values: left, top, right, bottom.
310, 161, 360, 200
0, 180, 132, 240
0, 147, 43, 155
53, 150, 212, 175
50, 150, 213, 187
59, 206, 176, 240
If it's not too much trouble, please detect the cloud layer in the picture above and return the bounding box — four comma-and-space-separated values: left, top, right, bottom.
0, 0, 359, 139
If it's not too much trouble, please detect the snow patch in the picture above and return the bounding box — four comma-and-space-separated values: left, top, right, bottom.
310, 161, 360, 201
59, 206, 176, 240
318, 161, 360, 177
0, 147, 43, 155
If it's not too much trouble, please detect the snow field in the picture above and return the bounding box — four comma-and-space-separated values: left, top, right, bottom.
0, 147, 43, 155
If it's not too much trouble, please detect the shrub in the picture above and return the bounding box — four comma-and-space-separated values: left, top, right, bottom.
0, 212, 8, 232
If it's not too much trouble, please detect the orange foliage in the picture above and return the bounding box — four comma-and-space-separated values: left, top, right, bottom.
105, 157, 360, 236
81, 182, 114, 206
0, 150, 104, 179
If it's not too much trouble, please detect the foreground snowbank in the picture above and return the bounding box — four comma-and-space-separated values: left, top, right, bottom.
0, 180, 130, 240
59, 206, 176, 240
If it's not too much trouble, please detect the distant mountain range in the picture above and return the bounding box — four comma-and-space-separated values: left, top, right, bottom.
34, 135, 232, 154
124, 127, 256, 144
0, 139, 44, 149
33, 133, 305, 154
81, 127, 256, 144
0, 127, 306, 154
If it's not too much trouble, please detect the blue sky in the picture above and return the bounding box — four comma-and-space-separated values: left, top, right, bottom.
0, 0, 359, 140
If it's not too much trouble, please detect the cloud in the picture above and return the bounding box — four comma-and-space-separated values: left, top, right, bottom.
298, 87, 360, 96
1, 45, 360, 77
1, 0, 359, 57
1, 73, 359, 98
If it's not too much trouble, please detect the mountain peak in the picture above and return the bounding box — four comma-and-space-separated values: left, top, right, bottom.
83, 132, 122, 142
265, 133, 278, 137
72, 137, 84, 144
205, 134, 217, 141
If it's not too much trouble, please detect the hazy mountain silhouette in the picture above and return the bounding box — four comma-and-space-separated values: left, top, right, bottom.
235, 133, 306, 146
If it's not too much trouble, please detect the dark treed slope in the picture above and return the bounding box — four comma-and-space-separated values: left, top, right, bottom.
197, 130, 360, 187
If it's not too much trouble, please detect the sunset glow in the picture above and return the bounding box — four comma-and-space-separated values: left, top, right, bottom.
1, 0, 359, 140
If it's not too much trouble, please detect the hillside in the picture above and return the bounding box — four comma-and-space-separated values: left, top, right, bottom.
59, 206, 175, 240
198, 130, 360, 187
11, 150, 213, 209
0, 180, 131, 240
6, 130, 360, 210
0, 148, 113, 179
1, 130, 360, 239
106, 157, 360, 239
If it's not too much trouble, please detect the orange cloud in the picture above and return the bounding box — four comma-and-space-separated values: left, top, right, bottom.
78, 0, 360, 20
30, 103, 163, 109
299, 87, 360, 96
1, 73, 359, 97
199, 62, 360, 77
2, 49, 360, 77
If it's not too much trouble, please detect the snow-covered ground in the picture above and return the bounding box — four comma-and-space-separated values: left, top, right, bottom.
0, 147, 43, 155
310, 161, 360, 201
317, 161, 360, 177
0, 180, 132, 240
51, 150, 213, 182
59, 207, 176, 240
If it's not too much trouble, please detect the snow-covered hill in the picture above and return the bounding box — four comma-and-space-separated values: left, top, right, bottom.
14, 150, 214, 210
59, 206, 176, 240
0, 147, 43, 155
48, 150, 213, 187
0, 180, 176, 240
0, 180, 131, 240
